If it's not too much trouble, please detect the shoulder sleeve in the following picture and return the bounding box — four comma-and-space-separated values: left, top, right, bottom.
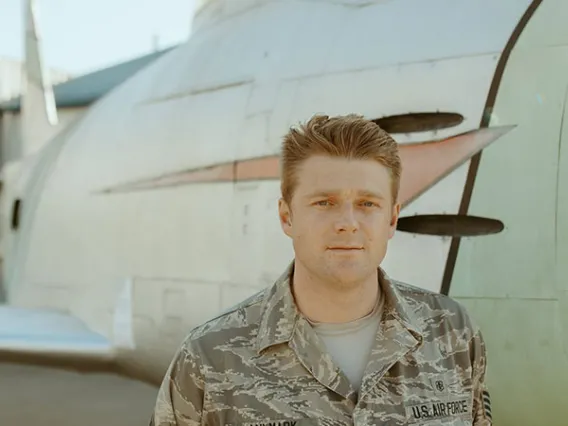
470, 327, 492, 426
150, 339, 205, 426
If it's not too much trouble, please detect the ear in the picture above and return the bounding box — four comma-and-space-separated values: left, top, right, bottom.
388, 202, 401, 239
278, 198, 293, 238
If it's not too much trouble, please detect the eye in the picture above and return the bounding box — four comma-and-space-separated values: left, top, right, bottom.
361, 201, 377, 208
314, 200, 332, 207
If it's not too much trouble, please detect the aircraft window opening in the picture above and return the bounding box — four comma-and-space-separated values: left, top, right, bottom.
11, 199, 21, 231
372, 112, 464, 134
396, 214, 504, 237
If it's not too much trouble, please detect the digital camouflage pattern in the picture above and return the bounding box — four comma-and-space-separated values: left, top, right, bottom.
151, 262, 492, 425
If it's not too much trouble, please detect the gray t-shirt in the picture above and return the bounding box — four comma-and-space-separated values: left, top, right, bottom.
307, 295, 384, 393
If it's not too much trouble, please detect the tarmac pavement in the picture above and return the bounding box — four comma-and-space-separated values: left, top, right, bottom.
0, 362, 158, 426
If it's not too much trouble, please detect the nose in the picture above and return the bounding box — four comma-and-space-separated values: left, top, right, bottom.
334, 204, 359, 233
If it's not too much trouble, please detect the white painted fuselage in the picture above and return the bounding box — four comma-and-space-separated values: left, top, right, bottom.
1, 1, 566, 424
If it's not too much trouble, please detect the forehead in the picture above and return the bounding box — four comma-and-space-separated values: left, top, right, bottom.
294, 155, 392, 197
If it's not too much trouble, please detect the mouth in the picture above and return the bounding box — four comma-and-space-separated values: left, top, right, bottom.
327, 246, 363, 250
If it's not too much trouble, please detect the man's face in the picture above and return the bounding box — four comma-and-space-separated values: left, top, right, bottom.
279, 155, 400, 288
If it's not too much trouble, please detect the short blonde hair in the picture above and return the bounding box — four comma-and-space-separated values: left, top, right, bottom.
280, 114, 401, 205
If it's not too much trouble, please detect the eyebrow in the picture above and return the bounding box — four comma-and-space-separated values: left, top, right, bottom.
305, 190, 386, 199
358, 190, 386, 200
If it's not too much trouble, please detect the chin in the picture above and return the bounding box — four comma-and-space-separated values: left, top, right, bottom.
325, 262, 374, 286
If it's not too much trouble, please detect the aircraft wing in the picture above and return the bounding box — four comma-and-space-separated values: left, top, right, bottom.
0, 306, 114, 361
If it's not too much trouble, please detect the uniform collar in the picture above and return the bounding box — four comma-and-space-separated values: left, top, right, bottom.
256, 260, 424, 354
256, 261, 300, 354
378, 267, 424, 344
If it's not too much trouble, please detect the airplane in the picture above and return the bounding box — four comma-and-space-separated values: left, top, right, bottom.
0, 0, 566, 425
0, 0, 60, 266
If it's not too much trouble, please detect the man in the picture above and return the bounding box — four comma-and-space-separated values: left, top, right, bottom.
150, 114, 492, 425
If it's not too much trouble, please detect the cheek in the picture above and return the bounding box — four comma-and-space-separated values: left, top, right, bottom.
292, 215, 327, 244
364, 215, 393, 238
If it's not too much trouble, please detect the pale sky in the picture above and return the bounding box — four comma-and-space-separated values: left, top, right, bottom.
0, 0, 197, 76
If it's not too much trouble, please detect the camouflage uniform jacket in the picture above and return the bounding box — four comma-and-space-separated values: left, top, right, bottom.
151, 263, 492, 426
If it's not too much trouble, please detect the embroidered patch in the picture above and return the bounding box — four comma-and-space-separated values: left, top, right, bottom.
483, 390, 492, 420
240, 421, 299, 426
406, 398, 470, 423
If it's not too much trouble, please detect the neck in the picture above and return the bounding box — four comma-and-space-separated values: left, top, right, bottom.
291, 260, 380, 323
